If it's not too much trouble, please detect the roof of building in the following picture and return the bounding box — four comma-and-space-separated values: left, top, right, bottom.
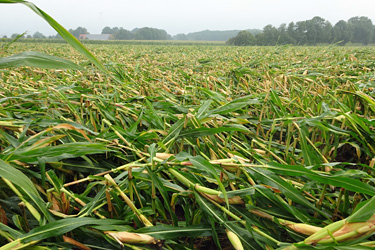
80, 34, 111, 40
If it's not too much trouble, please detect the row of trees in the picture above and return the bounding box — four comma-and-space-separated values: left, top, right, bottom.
6, 26, 171, 41
101, 26, 171, 40
227, 16, 375, 46
173, 29, 261, 41
6, 27, 90, 40
6, 31, 49, 39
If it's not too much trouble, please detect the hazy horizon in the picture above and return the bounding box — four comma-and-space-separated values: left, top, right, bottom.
1, 0, 375, 37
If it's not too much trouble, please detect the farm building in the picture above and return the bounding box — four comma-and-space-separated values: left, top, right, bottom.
79, 34, 112, 40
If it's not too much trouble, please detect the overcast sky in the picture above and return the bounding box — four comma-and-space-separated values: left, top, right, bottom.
1, 0, 375, 37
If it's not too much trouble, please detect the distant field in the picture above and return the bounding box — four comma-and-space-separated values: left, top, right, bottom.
1, 42, 375, 249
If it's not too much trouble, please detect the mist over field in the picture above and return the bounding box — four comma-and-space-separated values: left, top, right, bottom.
1, 0, 375, 39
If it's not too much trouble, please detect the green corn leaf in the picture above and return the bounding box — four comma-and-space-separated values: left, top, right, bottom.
198, 87, 226, 102
269, 89, 287, 116
179, 126, 249, 138
144, 100, 165, 130
248, 167, 326, 220
298, 123, 323, 166
136, 224, 213, 239
266, 162, 375, 196
218, 187, 255, 198
45, 170, 63, 193
194, 192, 261, 250
0, 51, 82, 69
0, 222, 22, 239
210, 95, 260, 115
334, 246, 375, 250
8, 142, 111, 164
162, 117, 185, 145
77, 186, 106, 217
347, 196, 375, 223
0, 0, 112, 77
0, 159, 54, 223
189, 156, 229, 207
0, 129, 21, 148
17, 218, 124, 243
0, 159, 40, 199
196, 99, 213, 119
253, 185, 311, 223
0, 32, 26, 54
145, 166, 179, 226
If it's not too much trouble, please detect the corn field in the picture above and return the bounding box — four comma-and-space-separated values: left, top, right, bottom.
1, 1, 375, 250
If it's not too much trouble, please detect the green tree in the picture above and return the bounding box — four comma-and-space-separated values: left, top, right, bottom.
174, 33, 188, 40
262, 25, 280, 45
348, 16, 374, 45
174, 29, 261, 41
305, 16, 333, 44
278, 23, 295, 44
113, 28, 133, 40
102, 26, 119, 34
333, 20, 351, 45
133, 27, 169, 40
255, 32, 266, 45
287, 22, 298, 44
69, 27, 89, 38
226, 30, 255, 46
32, 31, 46, 39
295, 21, 308, 45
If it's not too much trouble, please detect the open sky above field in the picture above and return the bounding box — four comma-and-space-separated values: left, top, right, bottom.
1, 0, 375, 37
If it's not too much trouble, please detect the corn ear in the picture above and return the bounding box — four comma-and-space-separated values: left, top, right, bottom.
155, 153, 174, 160
251, 209, 321, 236
194, 184, 222, 195
226, 229, 244, 250
105, 231, 156, 244
304, 219, 346, 244
317, 218, 375, 244
285, 223, 321, 236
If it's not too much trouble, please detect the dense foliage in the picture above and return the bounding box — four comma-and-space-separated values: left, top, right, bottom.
102, 26, 172, 40
173, 29, 261, 41
227, 16, 375, 46
1, 42, 375, 249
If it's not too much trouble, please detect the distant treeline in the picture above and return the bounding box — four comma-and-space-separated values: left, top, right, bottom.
5, 27, 173, 41
101, 27, 171, 40
6, 27, 259, 42
227, 16, 375, 46
101, 27, 261, 41
173, 29, 261, 41
4, 16, 375, 45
